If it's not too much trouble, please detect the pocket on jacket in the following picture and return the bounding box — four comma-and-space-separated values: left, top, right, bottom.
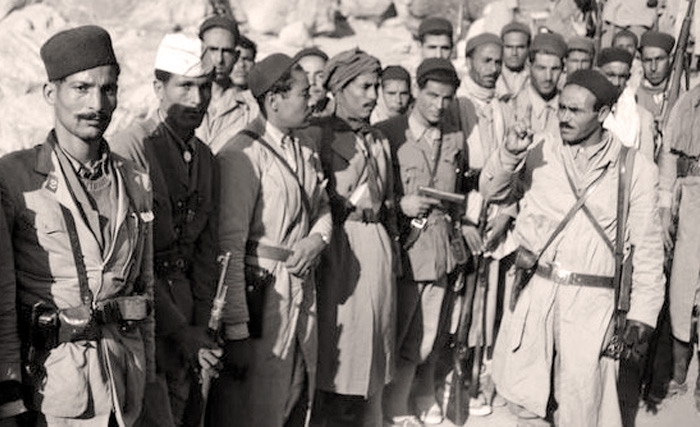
38, 344, 89, 417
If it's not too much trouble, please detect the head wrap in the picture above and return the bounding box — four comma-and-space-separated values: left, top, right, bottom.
530, 32, 567, 59
465, 33, 502, 57
248, 53, 296, 98
416, 58, 460, 88
293, 46, 329, 63
640, 30, 675, 54
155, 33, 211, 77
501, 21, 531, 40
565, 69, 618, 108
41, 25, 118, 81
381, 65, 410, 85
567, 36, 595, 56
198, 15, 239, 41
323, 48, 381, 94
597, 47, 633, 67
418, 17, 453, 40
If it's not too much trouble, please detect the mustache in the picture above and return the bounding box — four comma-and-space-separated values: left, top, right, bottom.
78, 112, 110, 121
559, 122, 574, 130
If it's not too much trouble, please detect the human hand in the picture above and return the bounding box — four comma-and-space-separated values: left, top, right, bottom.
400, 194, 440, 218
483, 214, 513, 252
172, 326, 215, 366
505, 122, 534, 155
198, 347, 223, 378
622, 319, 654, 365
461, 224, 483, 255
286, 234, 326, 277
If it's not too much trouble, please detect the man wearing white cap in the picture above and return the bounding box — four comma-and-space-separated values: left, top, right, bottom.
112, 32, 221, 427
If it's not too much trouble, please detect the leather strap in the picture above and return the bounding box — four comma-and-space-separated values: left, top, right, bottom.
532, 162, 611, 265
536, 263, 614, 288
563, 164, 615, 254
59, 206, 93, 306
241, 129, 311, 240
613, 146, 635, 332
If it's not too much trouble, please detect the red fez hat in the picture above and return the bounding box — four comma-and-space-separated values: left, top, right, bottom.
465, 33, 503, 57
565, 69, 618, 107
416, 58, 460, 88
597, 47, 633, 67
640, 31, 675, 54
531, 32, 567, 59
418, 17, 453, 39
40, 25, 118, 81
248, 53, 296, 98
501, 21, 531, 39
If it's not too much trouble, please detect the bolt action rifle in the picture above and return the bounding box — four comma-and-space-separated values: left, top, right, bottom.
199, 251, 231, 427
447, 201, 490, 425
657, 0, 696, 157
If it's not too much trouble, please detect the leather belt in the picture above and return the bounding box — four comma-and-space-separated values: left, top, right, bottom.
346, 208, 381, 223
536, 263, 614, 288
245, 241, 293, 263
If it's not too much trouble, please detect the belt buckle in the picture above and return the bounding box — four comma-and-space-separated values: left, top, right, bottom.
411, 217, 428, 230
551, 264, 571, 285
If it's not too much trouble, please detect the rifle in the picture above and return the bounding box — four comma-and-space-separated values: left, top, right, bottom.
199, 251, 232, 427
208, 0, 234, 19
660, 0, 696, 140
593, 0, 606, 55
447, 201, 490, 425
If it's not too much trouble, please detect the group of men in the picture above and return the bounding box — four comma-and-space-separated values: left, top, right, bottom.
0, 6, 698, 427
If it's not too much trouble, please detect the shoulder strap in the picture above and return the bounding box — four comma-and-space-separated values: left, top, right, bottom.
241, 129, 312, 239
60, 206, 94, 306
533, 164, 611, 263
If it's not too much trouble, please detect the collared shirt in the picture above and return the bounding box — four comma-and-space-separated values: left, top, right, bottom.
264, 120, 299, 173
408, 113, 440, 149
196, 84, 259, 155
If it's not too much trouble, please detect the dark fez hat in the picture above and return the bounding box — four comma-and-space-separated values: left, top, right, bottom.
41, 25, 118, 81
565, 69, 618, 107
248, 53, 296, 98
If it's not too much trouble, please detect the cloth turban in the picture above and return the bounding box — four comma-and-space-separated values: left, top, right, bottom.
323, 48, 381, 94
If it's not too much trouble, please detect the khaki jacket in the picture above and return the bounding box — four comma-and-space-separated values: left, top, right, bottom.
0, 132, 155, 426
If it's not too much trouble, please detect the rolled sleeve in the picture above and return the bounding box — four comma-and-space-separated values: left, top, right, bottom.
480, 141, 530, 203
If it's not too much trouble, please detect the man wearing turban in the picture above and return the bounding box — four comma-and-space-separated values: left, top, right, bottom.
307, 48, 399, 427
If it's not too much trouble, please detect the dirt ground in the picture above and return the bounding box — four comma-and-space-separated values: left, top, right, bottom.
433, 357, 700, 427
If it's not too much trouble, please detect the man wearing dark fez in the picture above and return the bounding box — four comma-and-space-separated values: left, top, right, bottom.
0, 25, 155, 426
112, 32, 221, 427
496, 21, 532, 102
506, 32, 567, 136
636, 31, 676, 128
208, 53, 331, 427
196, 16, 259, 155
482, 69, 664, 426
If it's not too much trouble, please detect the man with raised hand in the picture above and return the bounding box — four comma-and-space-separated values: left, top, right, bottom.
0, 25, 155, 426
112, 32, 221, 427
483, 69, 664, 426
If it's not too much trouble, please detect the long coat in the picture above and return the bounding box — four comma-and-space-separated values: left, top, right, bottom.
0, 132, 155, 426
212, 117, 332, 426
481, 132, 664, 426
311, 117, 396, 398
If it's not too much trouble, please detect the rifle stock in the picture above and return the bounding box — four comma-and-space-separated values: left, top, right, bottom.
200, 252, 232, 427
